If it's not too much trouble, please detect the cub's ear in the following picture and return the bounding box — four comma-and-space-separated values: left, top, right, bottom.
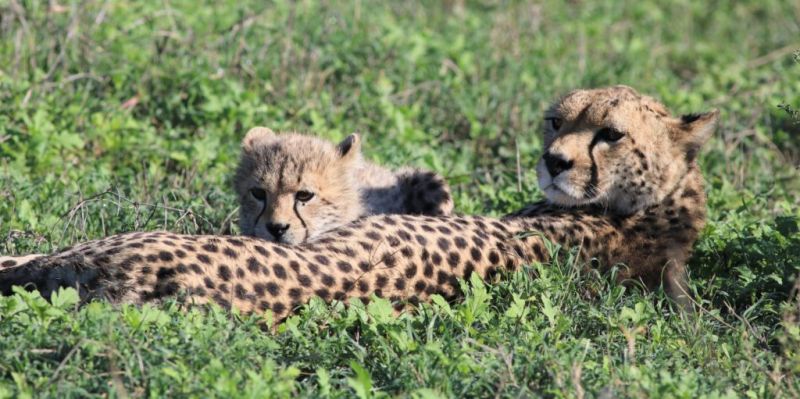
337, 133, 361, 161
673, 109, 719, 162
242, 127, 276, 151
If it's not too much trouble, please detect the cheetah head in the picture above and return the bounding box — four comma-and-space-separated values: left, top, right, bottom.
234, 128, 364, 243
537, 85, 719, 214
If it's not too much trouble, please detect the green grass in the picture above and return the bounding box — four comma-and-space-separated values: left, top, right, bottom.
0, 0, 799, 397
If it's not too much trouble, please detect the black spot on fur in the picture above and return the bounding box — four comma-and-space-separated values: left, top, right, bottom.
464, 262, 475, 278
342, 279, 355, 292
358, 261, 371, 272
470, 248, 482, 262
253, 283, 266, 297
254, 245, 269, 257
247, 257, 261, 273
315, 288, 331, 300
218, 265, 232, 281
381, 253, 397, 268
156, 267, 176, 279
336, 261, 352, 273
223, 247, 238, 259
273, 264, 287, 279
314, 255, 330, 266
298, 274, 312, 287
273, 247, 288, 257
436, 271, 449, 285
383, 216, 397, 225
337, 229, 353, 237
235, 284, 247, 300
119, 254, 143, 269
447, 252, 460, 268
158, 251, 174, 262
272, 302, 286, 314
420, 260, 433, 277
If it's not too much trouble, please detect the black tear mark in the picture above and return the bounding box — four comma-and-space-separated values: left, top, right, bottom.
293, 200, 309, 242
585, 132, 604, 198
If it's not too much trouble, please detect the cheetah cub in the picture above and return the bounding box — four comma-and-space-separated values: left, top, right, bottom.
234, 127, 453, 243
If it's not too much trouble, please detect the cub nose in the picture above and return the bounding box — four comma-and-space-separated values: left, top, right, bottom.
543, 152, 574, 177
266, 223, 290, 239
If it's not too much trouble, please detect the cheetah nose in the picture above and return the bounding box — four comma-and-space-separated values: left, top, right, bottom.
543, 152, 574, 177
266, 223, 290, 239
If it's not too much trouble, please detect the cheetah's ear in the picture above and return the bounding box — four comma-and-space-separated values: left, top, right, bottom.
242, 127, 276, 152
337, 133, 361, 162
673, 109, 719, 162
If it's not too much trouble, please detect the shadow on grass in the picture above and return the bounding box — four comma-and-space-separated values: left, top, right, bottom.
691, 215, 800, 315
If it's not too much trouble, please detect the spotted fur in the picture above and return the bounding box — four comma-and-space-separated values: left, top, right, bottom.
235, 128, 453, 243
0, 86, 718, 318
0, 254, 45, 269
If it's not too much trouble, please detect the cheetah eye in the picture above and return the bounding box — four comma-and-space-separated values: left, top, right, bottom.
250, 188, 266, 201
296, 190, 315, 202
597, 127, 625, 143
545, 117, 563, 131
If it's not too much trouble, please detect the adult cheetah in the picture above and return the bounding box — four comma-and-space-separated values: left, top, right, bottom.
0, 86, 718, 319
236, 127, 453, 243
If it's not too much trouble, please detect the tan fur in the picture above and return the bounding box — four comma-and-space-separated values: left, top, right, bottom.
0, 254, 44, 269
0, 86, 718, 319
516, 85, 718, 306
234, 128, 453, 243
538, 85, 717, 215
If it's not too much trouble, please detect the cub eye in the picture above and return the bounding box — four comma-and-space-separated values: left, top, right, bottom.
250, 188, 266, 201
597, 127, 625, 142
545, 117, 563, 131
296, 190, 315, 202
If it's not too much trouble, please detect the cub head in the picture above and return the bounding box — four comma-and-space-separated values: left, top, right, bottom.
234, 128, 364, 243
537, 85, 719, 214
